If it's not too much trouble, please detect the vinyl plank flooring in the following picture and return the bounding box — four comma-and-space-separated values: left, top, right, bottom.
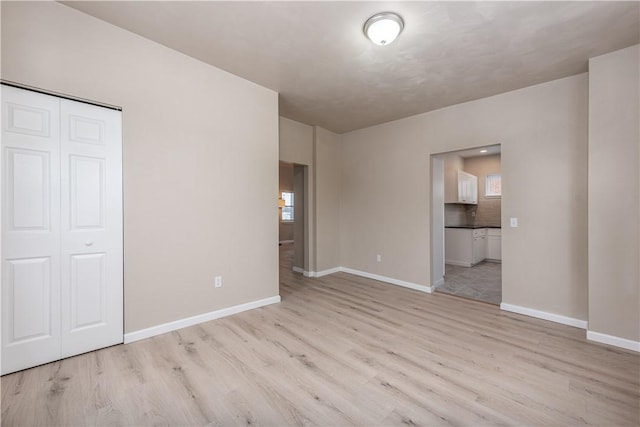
1, 244, 638, 426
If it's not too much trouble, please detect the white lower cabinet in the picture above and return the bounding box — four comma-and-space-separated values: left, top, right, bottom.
445, 228, 471, 266
486, 228, 502, 260
446, 227, 500, 266
472, 235, 486, 264
446, 228, 483, 267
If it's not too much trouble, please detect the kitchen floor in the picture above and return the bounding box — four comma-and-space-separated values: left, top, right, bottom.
437, 261, 501, 305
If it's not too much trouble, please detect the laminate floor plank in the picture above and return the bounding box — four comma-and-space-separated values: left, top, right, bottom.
1, 244, 638, 426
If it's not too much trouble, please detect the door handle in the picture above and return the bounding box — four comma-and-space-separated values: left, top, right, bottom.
85, 241, 94, 246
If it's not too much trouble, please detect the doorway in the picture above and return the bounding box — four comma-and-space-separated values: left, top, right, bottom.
431, 145, 502, 305
278, 161, 308, 280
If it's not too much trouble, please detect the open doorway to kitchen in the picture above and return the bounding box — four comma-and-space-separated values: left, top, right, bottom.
431, 145, 502, 304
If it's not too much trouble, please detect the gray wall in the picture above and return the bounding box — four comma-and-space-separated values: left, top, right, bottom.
292, 165, 307, 270
279, 117, 314, 272
340, 74, 589, 321
588, 45, 640, 343
279, 120, 343, 274
314, 127, 342, 272
2, 2, 280, 333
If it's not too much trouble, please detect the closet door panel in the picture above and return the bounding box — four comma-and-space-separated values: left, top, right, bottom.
69, 252, 107, 330
1, 86, 61, 375
2, 86, 123, 374
60, 99, 122, 357
6, 149, 50, 231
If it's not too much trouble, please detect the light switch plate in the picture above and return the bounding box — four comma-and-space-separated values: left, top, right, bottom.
510, 217, 518, 228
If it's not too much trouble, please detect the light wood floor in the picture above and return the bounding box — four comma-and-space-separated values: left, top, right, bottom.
2, 245, 639, 426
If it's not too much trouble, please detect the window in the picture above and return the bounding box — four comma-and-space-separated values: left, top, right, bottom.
281, 191, 294, 221
485, 174, 501, 197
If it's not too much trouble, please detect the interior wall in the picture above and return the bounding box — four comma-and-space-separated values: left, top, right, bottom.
313, 126, 342, 272
588, 44, 640, 343
430, 157, 445, 287
1, 2, 280, 333
463, 154, 502, 227
278, 162, 294, 242
444, 204, 471, 227
279, 118, 342, 274
292, 165, 306, 270
340, 74, 589, 321
279, 117, 314, 272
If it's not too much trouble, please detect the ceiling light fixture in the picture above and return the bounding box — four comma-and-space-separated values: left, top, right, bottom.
364, 12, 404, 46
480, 149, 488, 153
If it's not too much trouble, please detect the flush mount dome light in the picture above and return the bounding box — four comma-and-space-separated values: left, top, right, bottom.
364, 12, 404, 46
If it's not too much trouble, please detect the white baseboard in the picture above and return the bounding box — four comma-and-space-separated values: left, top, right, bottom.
587, 330, 640, 352
124, 295, 281, 344
500, 303, 588, 329
292, 267, 341, 278
291, 266, 313, 277
340, 267, 432, 294
445, 260, 472, 267
292, 264, 431, 293
432, 277, 444, 288
312, 267, 341, 278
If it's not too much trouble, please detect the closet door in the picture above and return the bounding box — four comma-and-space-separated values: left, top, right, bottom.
59, 99, 123, 357
1, 86, 62, 374
1, 85, 123, 375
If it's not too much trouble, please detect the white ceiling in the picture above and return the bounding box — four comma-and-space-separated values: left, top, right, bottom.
448, 144, 501, 159
63, 1, 639, 134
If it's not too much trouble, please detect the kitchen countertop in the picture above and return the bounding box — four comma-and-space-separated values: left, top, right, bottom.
445, 225, 502, 229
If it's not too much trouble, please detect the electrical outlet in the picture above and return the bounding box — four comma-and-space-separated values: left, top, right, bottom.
214, 276, 222, 288
376, 254, 382, 262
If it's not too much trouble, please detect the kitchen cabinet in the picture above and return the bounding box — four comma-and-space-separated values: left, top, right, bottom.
442, 153, 478, 204
445, 228, 486, 267
471, 228, 487, 265
486, 228, 502, 260
445, 227, 501, 266
443, 154, 464, 203
457, 171, 478, 204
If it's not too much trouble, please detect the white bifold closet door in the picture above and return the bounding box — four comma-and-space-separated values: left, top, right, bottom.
1, 85, 123, 375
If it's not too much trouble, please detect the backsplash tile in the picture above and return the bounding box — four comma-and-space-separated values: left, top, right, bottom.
445, 200, 501, 227
445, 204, 467, 226
475, 198, 501, 226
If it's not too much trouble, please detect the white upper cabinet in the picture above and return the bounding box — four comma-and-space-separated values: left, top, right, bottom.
443, 154, 463, 203
457, 170, 478, 204
442, 153, 478, 204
